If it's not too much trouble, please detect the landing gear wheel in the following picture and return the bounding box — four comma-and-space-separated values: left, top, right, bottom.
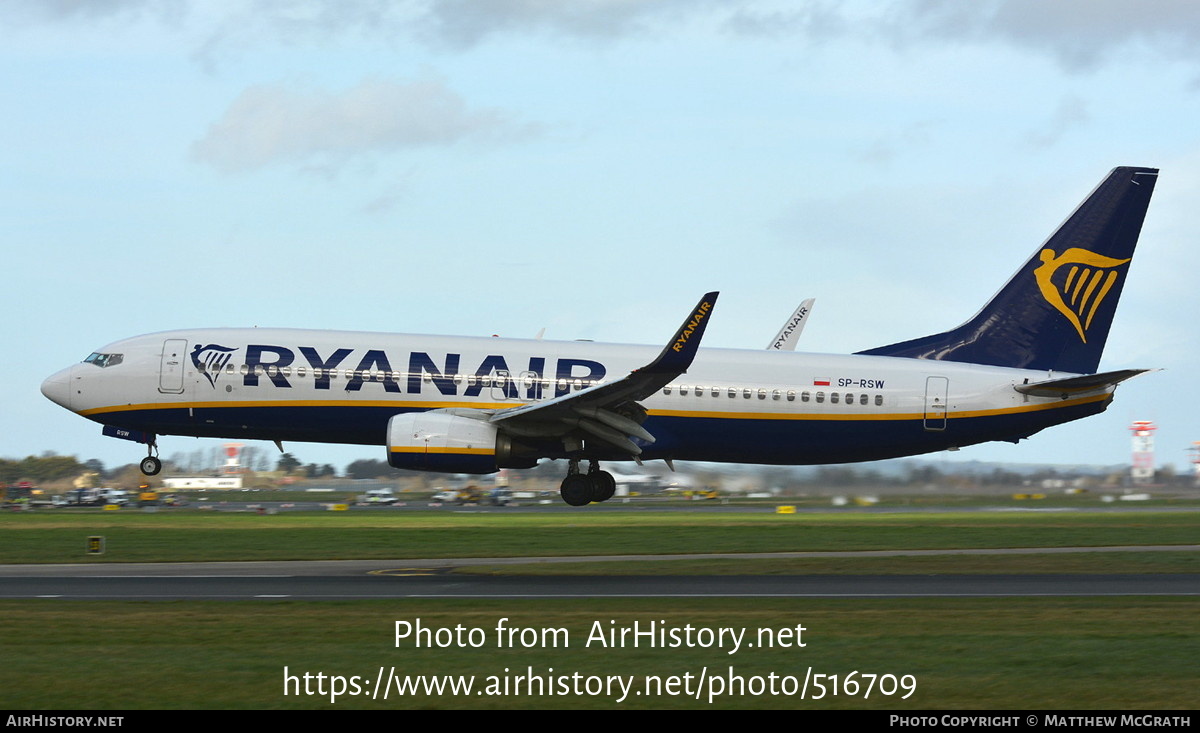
140, 456, 162, 476
590, 470, 616, 502
560, 474, 593, 506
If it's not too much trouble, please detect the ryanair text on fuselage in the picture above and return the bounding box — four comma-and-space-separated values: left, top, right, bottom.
192, 342, 606, 400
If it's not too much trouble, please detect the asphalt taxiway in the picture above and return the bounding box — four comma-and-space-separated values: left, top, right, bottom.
2, 547, 1197, 600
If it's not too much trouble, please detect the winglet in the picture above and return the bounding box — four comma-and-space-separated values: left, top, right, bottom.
640, 291, 719, 375
767, 298, 815, 350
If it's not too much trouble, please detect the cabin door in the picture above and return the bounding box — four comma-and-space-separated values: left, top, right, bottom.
159, 339, 188, 394
923, 376, 948, 431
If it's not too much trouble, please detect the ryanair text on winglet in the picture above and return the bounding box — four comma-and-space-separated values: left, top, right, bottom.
672, 301, 712, 353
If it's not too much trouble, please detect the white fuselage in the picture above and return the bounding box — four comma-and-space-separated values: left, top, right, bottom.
41, 327, 1113, 466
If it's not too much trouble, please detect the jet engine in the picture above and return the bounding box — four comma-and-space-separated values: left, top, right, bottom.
386, 411, 535, 473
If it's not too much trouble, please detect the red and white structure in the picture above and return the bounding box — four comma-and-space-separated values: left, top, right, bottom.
1129, 421, 1156, 485
221, 443, 244, 475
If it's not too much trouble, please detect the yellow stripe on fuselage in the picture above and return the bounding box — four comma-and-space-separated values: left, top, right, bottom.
80, 392, 1110, 423
649, 392, 1110, 421
79, 399, 512, 417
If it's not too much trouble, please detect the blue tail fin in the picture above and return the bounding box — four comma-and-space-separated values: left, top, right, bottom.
857, 166, 1158, 374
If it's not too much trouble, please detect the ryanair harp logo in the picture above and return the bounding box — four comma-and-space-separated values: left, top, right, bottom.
191, 344, 237, 388
1034, 248, 1130, 343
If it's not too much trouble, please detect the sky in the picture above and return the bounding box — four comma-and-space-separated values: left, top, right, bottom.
4, 0, 1200, 476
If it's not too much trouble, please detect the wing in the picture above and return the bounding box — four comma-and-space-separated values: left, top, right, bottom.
489, 292, 719, 455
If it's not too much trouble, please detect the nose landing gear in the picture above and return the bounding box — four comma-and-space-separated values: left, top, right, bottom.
139, 441, 162, 476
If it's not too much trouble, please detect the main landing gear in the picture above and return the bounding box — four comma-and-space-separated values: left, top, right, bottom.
559, 459, 616, 506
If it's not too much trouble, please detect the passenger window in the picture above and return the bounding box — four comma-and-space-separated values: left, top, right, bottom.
728, 387, 736, 398
663, 385, 672, 395
712, 387, 720, 397
860, 394, 868, 405
816, 392, 825, 403
680, 386, 690, 396
831, 392, 839, 404
801, 391, 810, 402
743, 388, 752, 399
757, 389, 767, 400
875, 394, 883, 406
772, 390, 781, 400
296, 366, 306, 378
696, 386, 705, 397
787, 390, 795, 402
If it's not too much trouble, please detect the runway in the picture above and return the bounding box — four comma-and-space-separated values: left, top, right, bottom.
2, 548, 1197, 600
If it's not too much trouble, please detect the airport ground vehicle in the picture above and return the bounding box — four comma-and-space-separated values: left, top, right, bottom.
138, 485, 160, 507
3, 482, 36, 509
358, 488, 398, 505
55, 488, 105, 507
455, 486, 485, 505
489, 487, 513, 506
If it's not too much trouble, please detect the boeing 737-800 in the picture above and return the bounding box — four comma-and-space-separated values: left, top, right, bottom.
42, 166, 1158, 505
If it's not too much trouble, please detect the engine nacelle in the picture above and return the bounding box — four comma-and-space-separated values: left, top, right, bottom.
386, 412, 535, 473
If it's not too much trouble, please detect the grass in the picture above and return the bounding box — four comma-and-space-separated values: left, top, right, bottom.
3, 507, 1196, 709
1, 509, 1197, 564
1, 597, 1196, 709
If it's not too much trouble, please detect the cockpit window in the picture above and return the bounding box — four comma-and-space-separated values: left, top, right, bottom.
83, 352, 123, 368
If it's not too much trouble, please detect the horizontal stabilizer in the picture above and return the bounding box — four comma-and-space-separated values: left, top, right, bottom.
1014, 368, 1152, 398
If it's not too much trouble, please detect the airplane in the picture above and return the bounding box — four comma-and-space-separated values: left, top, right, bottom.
41, 166, 1158, 506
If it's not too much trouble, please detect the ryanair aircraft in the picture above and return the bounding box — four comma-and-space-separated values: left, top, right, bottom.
42, 167, 1158, 506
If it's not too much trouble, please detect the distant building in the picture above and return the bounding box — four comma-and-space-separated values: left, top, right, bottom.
161, 476, 243, 490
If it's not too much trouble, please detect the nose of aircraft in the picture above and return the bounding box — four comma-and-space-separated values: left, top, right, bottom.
41, 366, 74, 410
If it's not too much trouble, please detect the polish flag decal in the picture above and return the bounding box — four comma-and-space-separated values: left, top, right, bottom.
813, 378, 831, 386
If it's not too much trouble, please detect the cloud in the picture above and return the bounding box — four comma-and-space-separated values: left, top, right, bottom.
415, 0, 711, 48
723, 2, 849, 41
13, 1, 1200, 75
856, 120, 937, 167
191, 77, 537, 173
0, 0, 186, 25
6, 0, 725, 54
1024, 95, 1089, 149
882, 0, 1200, 72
